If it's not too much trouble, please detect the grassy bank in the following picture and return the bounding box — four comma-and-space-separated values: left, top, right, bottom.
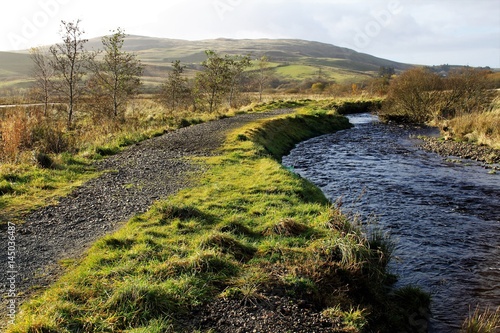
6, 110, 429, 332
440, 104, 500, 150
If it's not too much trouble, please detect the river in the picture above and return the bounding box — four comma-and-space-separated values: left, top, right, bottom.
282, 113, 500, 332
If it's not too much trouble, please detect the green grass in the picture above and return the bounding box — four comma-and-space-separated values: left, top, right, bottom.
275, 64, 320, 79
273, 61, 375, 83
294, 97, 384, 115
6, 107, 429, 332
0, 156, 98, 224
305, 57, 379, 72
0, 126, 170, 225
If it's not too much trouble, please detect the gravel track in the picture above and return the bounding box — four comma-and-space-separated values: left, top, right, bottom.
0, 109, 293, 321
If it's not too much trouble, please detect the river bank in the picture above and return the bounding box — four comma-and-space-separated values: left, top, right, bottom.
419, 136, 500, 165
4, 108, 429, 333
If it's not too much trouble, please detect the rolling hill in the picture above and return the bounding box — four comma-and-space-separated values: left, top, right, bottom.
0, 51, 34, 90
0, 36, 413, 92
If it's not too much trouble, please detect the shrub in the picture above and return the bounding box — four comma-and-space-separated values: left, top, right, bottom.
380, 68, 442, 123
381, 67, 495, 125
31, 121, 73, 154
0, 108, 32, 162
33, 151, 54, 169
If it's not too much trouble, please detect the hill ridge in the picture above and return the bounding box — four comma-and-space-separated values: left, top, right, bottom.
0, 36, 412, 90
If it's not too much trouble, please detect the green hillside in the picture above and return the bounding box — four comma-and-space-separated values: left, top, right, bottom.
0, 51, 33, 89
0, 37, 413, 92
114, 37, 412, 86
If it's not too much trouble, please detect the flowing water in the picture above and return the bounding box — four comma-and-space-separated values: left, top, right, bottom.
282, 114, 500, 332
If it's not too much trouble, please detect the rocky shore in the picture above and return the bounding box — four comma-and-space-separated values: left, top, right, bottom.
419, 136, 500, 165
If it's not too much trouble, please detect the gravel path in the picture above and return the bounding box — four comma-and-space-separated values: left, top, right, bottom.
0, 109, 292, 318
183, 292, 339, 333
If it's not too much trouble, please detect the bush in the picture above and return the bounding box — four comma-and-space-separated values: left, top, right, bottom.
31, 121, 73, 154
380, 68, 442, 123
381, 67, 495, 124
0, 109, 73, 163
0, 108, 32, 162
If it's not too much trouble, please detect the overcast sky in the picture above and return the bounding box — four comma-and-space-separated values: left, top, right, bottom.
1, 0, 499, 67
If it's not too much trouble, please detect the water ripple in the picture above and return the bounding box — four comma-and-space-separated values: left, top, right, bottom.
283, 114, 500, 333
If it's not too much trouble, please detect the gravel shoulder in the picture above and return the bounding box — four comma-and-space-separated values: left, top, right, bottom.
0, 109, 293, 322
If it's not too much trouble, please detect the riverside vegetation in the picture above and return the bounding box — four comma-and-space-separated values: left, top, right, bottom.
5, 107, 431, 332
1, 82, 498, 332
1, 20, 499, 331
379, 67, 500, 152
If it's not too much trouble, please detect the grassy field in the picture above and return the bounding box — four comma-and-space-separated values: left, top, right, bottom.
5, 107, 429, 332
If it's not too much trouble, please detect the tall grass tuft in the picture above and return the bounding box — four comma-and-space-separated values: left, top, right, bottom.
461, 306, 500, 333
446, 108, 500, 149
0, 107, 33, 162
104, 280, 179, 329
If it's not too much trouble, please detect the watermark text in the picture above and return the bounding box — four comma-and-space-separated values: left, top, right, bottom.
7, 0, 70, 50
352, 0, 403, 49
5, 222, 17, 326
213, 0, 243, 21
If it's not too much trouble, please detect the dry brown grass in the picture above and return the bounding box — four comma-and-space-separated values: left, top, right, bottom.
444, 96, 500, 149
0, 107, 46, 162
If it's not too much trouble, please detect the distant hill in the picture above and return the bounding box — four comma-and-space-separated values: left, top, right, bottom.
0, 36, 413, 91
0, 52, 33, 81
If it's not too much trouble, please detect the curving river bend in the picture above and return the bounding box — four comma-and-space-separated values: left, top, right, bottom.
282, 114, 500, 332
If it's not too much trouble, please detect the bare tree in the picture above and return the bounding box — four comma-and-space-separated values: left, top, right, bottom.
227, 54, 251, 108
30, 47, 54, 116
49, 20, 88, 129
89, 28, 143, 118
441, 67, 494, 118
382, 67, 496, 124
255, 56, 272, 102
195, 50, 231, 113
158, 60, 191, 111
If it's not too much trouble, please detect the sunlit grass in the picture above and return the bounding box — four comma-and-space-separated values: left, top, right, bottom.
0, 156, 98, 224
445, 107, 500, 149
7, 108, 429, 332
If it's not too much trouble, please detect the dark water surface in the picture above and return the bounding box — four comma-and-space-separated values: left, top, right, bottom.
282, 114, 500, 332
